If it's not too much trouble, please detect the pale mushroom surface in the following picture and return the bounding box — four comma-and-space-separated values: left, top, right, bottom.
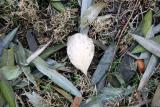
67, 33, 94, 75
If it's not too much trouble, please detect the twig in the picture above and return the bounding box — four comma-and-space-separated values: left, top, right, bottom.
116, 0, 139, 46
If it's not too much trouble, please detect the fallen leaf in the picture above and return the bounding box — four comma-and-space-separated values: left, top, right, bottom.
26, 39, 52, 64
26, 30, 38, 52
81, 86, 135, 107
132, 10, 152, 53
0, 66, 21, 80
40, 43, 66, 59
70, 96, 82, 107
25, 92, 50, 107
21, 66, 36, 85
51, 1, 65, 12
2, 26, 19, 48
135, 59, 145, 74
0, 73, 16, 107
25, 49, 82, 97
67, 33, 94, 76
53, 86, 73, 102
91, 43, 116, 85
0, 47, 15, 67
132, 35, 160, 53
96, 75, 106, 91
14, 41, 36, 85
131, 33, 160, 57
80, 2, 106, 33
14, 40, 28, 65
136, 9, 152, 36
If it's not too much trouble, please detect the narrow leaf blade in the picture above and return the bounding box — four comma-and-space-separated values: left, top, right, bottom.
26, 40, 52, 64
26, 49, 82, 97
91, 44, 116, 85
40, 43, 66, 59
0, 73, 16, 107
25, 92, 50, 107
80, 2, 106, 33
1, 66, 22, 80
132, 35, 160, 53
131, 34, 160, 57
2, 26, 19, 48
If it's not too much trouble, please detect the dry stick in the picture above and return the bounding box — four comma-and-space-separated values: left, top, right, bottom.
116, 0, 139, 46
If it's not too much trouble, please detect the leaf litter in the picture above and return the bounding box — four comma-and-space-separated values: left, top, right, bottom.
0, 0, 160, 107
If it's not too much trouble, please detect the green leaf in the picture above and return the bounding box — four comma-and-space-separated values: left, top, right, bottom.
131, 34, 160, 57
40, 43, 66, 59
14, 41, 36, 85
20, 66, 36, 85
0, 73, 16, 107
136, 10, 152, 36
132, 35, 160, 53
0, 66, 21, 80
25, 49, 82, 97
132, 10, 152, 53
81, 86, 135, 107
14, 40, 27, 65
0, 49, 7, 67
26, 40, 52, 64
0, 47, 15, 67
131, 45, 145, 54
51, 1, 65, 12
2, 26, 19, 48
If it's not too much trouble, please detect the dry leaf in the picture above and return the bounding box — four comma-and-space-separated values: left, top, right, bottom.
67, 33, 94, 75
135, 59, 145, 74
70, 96, 82, 107
53, 86, 73, 102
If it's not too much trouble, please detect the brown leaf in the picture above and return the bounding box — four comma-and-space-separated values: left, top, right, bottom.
70, 96, 83, 107
53, 86, 73, 102
135, 59, 145, 74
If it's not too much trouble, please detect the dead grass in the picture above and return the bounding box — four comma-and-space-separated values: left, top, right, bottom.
0, 0, 158, 106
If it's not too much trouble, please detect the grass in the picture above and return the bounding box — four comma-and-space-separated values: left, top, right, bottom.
0, 0, 159, 106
